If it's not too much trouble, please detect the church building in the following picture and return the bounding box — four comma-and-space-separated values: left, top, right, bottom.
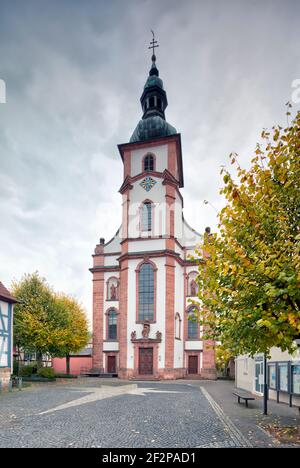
91, 41, 216, 380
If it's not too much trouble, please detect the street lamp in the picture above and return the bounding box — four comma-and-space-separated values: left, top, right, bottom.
263, 353, 268, 415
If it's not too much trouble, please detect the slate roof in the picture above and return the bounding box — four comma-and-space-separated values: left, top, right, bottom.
0, 282, 18, 303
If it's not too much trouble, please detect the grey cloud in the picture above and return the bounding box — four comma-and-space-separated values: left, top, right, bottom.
0, 0, 299, 322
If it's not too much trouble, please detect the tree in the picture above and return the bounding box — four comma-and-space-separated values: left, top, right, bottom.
12, 272, 62, 366
12, 272, 89, 372
215, 344, 234, 376
194, 109, 300, 357
52, 293, 90, 374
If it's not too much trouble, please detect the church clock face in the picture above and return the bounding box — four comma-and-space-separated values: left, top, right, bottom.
140, 176, 157, 192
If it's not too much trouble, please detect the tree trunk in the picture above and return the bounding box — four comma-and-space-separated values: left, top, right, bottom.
36, 351, 43, 369
66, 353, 70, 375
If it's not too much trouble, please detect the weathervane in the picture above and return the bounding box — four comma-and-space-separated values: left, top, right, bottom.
148, 30, 159, 61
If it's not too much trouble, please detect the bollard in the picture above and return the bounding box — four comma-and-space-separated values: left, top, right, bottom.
8, 379, 13, 392
18, 377, 22, 391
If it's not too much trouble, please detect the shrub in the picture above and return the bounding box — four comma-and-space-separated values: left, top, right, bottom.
37, 367, 55, 379
19, 365, 35, 377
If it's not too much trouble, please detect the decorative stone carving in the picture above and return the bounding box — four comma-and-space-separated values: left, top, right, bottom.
131, 331, 136, 340
142, 321, 150, 338
110, 284, 117, 300
156, 331, 162, 341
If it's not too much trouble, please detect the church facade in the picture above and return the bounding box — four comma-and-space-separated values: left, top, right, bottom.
91, 49, 216, 380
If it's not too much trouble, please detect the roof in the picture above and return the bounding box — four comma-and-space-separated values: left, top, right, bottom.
0, 282, 18, 304
130, 115, 177, 143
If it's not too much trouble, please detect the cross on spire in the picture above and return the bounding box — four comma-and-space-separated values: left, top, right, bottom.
148, 30, 159, 61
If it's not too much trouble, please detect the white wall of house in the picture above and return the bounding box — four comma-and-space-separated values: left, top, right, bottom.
236, 347, 300, 406
0, 299, 13, 379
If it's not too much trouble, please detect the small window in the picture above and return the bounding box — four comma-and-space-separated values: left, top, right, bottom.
175, 313, 181, 340
108, 309, 117, 340
157, 98, 162, 109
149, 96, 155, 107
144, 154, 154, 172
187, 307, 198, 339
141, 202, 152, 231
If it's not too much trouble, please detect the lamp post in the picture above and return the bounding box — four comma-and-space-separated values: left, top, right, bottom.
263, 353, 268, 415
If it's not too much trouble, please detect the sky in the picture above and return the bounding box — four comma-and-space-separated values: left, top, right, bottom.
0, 0, 299, 326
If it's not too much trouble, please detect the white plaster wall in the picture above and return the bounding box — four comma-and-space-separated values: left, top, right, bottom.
104, 231, 122, 253
130, 144, 168, 177
185, 341, 203, 351
0, 300, 12, 370
269, 346, 300, 362
128, 239, 165, 253
174, 193, 184, 240
235, 355, 255, 393
174, 263, 184, 368
104, 255, 119, 266
236, 347, 300, 396
126, 257, 166, 369
103, 342, 119, 352
180, 219, 202, 247
104, 272, 119, 283
128, 178, 166, 238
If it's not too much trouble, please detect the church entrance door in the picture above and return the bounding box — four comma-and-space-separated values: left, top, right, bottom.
188, 355, 198, 374
138, 348, 153, 375
107, 356, 116, 373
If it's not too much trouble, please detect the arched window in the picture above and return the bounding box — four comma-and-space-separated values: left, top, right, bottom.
149, 96, 155, 107
143, 154, 154, 172
107, 309, 117, 340
141, 201, 152, 231
187, 306, 199, 339
175, 313, 181, 340
138, 263, 155, 321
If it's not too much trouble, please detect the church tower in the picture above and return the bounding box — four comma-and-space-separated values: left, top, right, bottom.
90, 37, 216, 380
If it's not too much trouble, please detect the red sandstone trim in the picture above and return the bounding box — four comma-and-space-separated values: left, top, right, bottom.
118, 259, 129, 378
133, 342, 159, 378
105, 352, 119, 373
123, 149, 131, 180
92, 271, 105, 372
165, 254, 175, 370
185, 350, 202, 375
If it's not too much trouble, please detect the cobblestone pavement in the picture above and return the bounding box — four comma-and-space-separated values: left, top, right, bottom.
0, 379, 255, 448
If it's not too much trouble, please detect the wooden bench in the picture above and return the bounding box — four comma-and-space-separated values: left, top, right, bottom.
233, 391, 255, 407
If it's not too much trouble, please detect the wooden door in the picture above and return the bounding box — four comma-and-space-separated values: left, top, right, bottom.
107, 356, 116, 373
139, 348, 153, 375
188, 355, 198, 374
